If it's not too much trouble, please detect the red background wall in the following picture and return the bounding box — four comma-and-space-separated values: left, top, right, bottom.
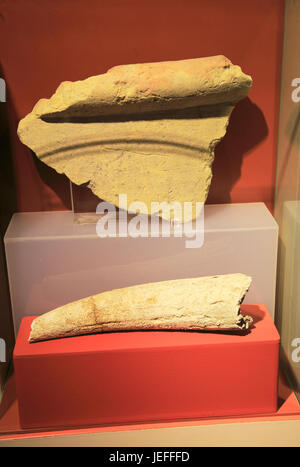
0, 0, 284, 212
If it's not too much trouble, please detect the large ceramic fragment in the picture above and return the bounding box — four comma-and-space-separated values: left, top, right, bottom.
18, 56, 252, 220
29, 273, 252, 342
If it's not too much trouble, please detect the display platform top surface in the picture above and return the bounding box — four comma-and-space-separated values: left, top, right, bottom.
5, 203, 277, 241
14, 305, 279, 357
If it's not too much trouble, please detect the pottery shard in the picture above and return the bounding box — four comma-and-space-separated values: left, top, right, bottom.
29, 273, 252, 342
18, 56, 252, 220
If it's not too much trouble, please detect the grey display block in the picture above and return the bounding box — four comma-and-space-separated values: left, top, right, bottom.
4, 203, 278, 333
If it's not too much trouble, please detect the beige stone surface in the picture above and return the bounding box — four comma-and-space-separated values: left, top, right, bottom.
29, 273, 252, 342
18, 56, 252, 220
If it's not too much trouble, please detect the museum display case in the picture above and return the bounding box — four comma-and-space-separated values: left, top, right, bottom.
2, 0, 300, 447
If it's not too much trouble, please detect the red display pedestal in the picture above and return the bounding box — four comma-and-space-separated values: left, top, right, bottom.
13, 305, 280, 430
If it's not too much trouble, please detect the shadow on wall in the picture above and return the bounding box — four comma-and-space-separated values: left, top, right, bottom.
32, 155, 72, 211
207, 97, 269, 204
